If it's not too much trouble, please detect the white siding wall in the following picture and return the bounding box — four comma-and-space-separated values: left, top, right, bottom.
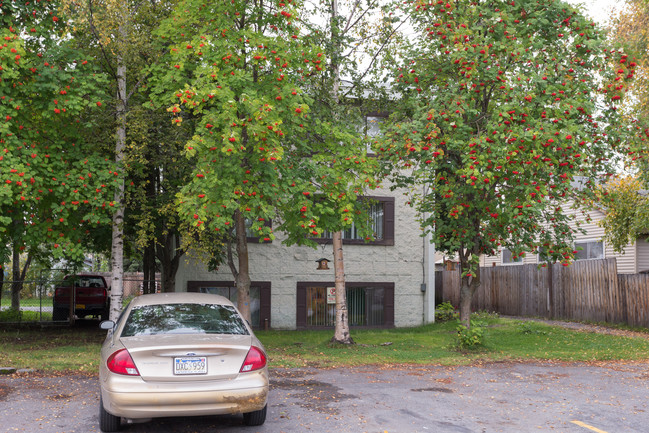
568, 206, 636, 274
482, 250, 537, 267
482, 204, 640, 273
636, 236, 649, 273
175, 189, 426, 329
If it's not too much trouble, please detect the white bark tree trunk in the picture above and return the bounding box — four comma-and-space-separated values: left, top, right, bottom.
110, 19, 127, 321
329, 0, 353, 344
332, 231, 353, 343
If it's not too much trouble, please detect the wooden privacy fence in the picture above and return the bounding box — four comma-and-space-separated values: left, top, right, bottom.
440, 258, 649, 328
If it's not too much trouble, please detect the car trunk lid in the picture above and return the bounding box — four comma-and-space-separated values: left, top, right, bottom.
121, 334, 253, 382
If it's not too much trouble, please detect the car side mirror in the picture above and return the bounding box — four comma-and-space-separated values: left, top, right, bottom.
100, 320, 115, 330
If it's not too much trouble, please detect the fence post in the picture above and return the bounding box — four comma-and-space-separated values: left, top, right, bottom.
548, 264, 554, 319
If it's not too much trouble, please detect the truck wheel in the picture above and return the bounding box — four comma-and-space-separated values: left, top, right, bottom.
52, 307, 68, 321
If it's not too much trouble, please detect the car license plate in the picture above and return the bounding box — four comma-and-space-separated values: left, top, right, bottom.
174, 357, 207, 375
75, 304, 85, 309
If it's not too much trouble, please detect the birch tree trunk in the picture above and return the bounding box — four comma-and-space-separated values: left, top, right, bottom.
331, 231, 353, 343
329, 0, 354, 344
110, 18, 127, 321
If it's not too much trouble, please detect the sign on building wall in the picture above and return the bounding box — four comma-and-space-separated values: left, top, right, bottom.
327, 287, 336, 304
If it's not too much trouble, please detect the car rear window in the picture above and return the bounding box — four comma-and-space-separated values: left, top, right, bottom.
60, 276, 105, 288
121, 303, 250, 337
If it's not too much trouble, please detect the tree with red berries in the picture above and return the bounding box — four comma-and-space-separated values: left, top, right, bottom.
154, 0, 326, 322
157, 0, 383, 323
378, 0, 639, 327
0, 2, 113, 309
596, 0, 649, 253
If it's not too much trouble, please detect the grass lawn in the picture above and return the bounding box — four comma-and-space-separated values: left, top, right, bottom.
1, 298, 53, 308
1, 316, 648, 374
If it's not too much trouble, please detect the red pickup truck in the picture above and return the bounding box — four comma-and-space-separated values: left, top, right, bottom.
52, 274, 110, 321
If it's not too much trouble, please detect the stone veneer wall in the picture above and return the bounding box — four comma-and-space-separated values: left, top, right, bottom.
175, 190, 428, 329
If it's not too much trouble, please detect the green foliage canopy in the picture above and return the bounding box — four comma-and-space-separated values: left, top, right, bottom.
379, 0, 639, 275
153, 0, 378, 246
0, 2, 114, 263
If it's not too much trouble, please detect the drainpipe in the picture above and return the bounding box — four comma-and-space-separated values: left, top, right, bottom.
422, 184, 436, 324
423, 228, 436, 324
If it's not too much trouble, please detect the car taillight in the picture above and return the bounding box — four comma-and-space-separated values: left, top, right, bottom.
240, 346, 267, 373
107, 349, 140, 376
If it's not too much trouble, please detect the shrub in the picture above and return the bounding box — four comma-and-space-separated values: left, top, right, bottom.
435, 302, 458, 322
0, 308, 23, 323
456, 320, 486, 349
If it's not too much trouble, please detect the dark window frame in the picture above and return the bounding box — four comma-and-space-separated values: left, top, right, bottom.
295, 281, 394, 329
312, 196, 395, 246
186, 281, 271, 329
245, 219, 273, 243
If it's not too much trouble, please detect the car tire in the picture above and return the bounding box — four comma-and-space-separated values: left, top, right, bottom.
243, 404, 267, 426
52, 307, 68, 322
99, 395, 121, 432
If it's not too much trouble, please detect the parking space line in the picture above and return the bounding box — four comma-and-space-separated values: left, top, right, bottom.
571, 420, 609, 433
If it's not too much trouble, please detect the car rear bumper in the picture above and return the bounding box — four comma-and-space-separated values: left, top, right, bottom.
100, 370, 269, 419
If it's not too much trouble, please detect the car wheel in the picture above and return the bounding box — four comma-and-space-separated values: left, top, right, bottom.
100, 309, 108, 321
52, 307, 68, 321
99, 395, 121, 432
242, 404, 267, 426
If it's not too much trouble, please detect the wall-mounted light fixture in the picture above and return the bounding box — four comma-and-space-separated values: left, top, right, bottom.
315, 258, 330, 270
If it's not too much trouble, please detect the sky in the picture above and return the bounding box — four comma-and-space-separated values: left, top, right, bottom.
567, 0, 622, 24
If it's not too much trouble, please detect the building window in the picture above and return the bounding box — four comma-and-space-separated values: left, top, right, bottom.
245, 218, 272, 242
323, 201, 384, 241
296, 282, 394, 328
365, 115, 385, 155
316, 196, 394, 246
186, 281, 271, 329
501, 248, 523, 265
574, 240, 604, 260
537, 246, 551, 264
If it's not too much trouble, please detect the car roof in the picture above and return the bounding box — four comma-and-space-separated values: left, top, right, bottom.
129, 292, 235, 308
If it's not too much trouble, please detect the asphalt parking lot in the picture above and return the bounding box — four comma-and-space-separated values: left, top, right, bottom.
1, 361, 648, 433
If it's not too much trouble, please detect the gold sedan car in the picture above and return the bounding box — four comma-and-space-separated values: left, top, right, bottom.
98, 292, 269, 432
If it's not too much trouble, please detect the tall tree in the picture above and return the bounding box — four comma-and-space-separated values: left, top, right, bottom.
599, 0, 649, 249
1, 1, 113, 309
299, 0, 401, 343
379, 0, 639, 326
611, 0, 649, 122
156, 0, 325, 321
597, 175, 649, 253
125, 97, 196, 294
157, 0, 381, 325
63, 0, 184, 316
